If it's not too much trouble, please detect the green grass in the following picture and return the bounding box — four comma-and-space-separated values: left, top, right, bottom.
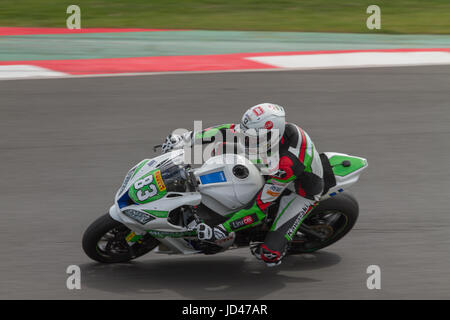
1, 0, 450, 34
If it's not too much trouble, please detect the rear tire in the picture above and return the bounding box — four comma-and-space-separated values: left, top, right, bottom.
82, 213, 159, 263
288, 192, 359, 254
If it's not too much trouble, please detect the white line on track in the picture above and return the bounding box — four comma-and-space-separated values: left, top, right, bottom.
246, 51, 450, 69
0, 65, 67, 80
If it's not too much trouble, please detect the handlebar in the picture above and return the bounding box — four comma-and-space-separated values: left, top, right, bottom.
153, 144, 162, 152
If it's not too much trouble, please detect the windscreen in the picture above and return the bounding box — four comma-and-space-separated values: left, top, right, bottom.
158, 160, 188, 192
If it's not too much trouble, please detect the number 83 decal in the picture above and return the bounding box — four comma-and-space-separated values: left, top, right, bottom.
128, 170, 166, 204
134, 175, 157, 201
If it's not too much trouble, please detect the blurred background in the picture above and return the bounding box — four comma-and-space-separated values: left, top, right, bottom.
1, 0, 450, 34
0, 1, 449, 300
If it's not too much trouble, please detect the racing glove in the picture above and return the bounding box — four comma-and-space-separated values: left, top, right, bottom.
161, 134, 184, 153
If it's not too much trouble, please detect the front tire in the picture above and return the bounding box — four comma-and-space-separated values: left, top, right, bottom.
82, 213, 159, 263
288, 192, 359, 254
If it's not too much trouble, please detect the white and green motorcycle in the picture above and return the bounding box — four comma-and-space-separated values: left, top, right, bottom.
82, 149, 368, 263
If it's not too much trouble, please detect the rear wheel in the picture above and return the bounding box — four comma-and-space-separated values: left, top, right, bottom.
288, 193, 359, 254
82, 213, 159, 263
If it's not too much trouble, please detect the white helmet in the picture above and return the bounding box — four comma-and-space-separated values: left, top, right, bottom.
238, 103, 286, 156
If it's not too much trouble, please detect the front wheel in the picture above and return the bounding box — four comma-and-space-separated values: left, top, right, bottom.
82, 213, 159, 263
288, 193, 359, 254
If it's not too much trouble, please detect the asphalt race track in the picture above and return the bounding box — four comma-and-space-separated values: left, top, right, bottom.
1, 66, 449, 299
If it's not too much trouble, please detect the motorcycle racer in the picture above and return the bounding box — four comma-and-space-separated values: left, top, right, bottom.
161, 103, 324, 266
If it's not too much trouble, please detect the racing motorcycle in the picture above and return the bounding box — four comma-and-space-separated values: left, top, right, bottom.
82, 148, 368, 263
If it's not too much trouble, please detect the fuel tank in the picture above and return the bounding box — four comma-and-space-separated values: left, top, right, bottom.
194, 154, 265, 215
